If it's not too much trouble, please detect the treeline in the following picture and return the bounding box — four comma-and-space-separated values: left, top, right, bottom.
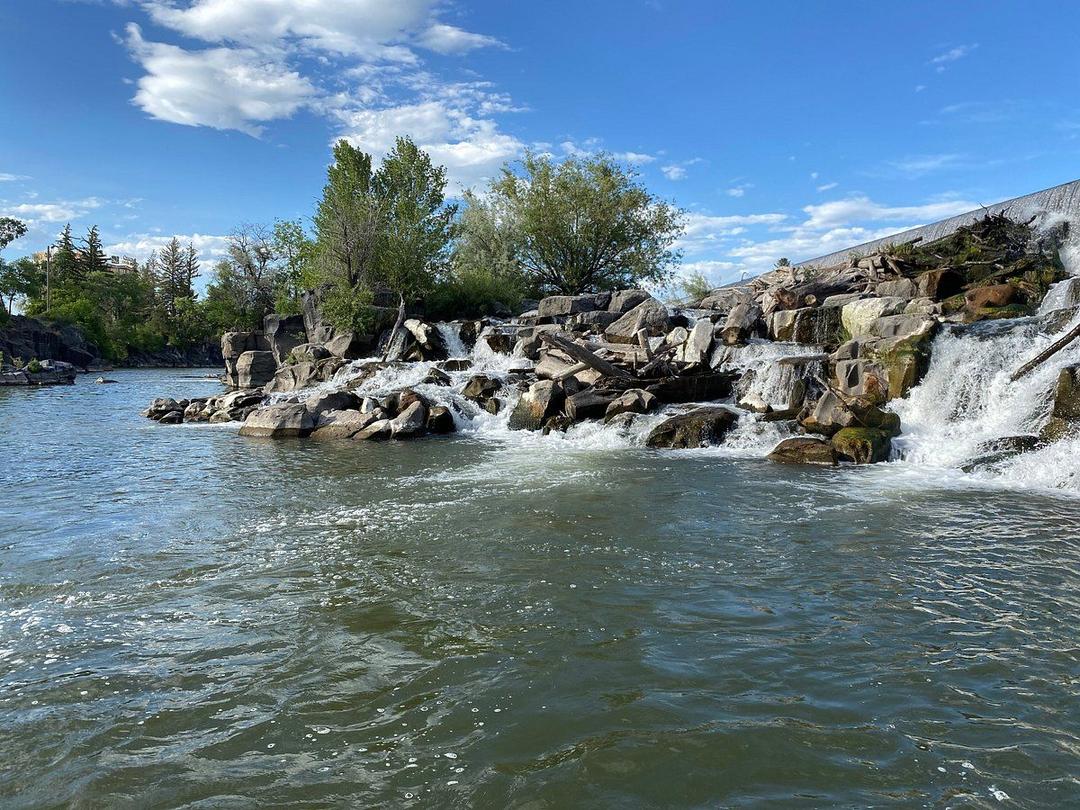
0, 137, 688, 359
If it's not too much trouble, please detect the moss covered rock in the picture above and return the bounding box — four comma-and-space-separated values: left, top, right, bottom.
831, 427, 892, 464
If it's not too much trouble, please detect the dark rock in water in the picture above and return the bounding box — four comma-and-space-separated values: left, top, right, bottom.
438, 358, 472, 372
238, 403, 314, 438
158, 410, 184, 425
423, 367, 452, 386
962, 434, 1042, 472
645, 406, 739, 449
645, 371, 734, 404
1052, 364, 1080, 420
565, 388, 619, 422
462, 374, 501, 406
768, 436, 838, 465
143, 397, 181, 420
1040, 416, 1080, 445
390, 400, 429, 437
427, 405, 456, 434
831, 427, 892, 464
604, 388, 657, 421
509, 379, 565, 430
353, 418, 393, 440
95, 377, 118, 384
542, 414, 575, 434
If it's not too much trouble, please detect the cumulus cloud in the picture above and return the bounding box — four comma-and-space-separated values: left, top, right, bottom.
125, 24, 316, 135
613, 151, 656, 165
661, 165, 686, 181
105, 232, 231, 264
141, 0, 490, 59
334, 100, 522, 192
1, 197, 105, 225
0, 173, 28, 183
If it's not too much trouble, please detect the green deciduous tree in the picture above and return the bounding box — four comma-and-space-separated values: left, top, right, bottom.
489, 151, 685, 295
0, 217, 28, 252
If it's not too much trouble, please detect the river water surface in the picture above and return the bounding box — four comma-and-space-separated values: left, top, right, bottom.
2, 370, 1079, 807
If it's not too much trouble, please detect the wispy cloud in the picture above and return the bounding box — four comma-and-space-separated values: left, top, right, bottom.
930, 43, 978, 72
816, 182, 838, 192
884, 152, 965, 177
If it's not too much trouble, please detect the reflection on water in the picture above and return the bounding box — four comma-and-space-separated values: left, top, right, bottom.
1, 370, 1079, 807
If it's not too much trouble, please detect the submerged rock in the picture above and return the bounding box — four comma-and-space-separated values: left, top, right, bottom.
831, 427, 892, 464
645, 406, 739, 449
768, 436, 838, 465
604, 388, 658, 421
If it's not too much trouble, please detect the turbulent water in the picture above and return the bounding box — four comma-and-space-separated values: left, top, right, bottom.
2, 352, 1080, 807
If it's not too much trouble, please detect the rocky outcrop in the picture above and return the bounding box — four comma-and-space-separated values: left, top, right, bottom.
831, 427, 892, 464
645, 406, 739, 449
222, 332, 270, 387
238, 403, 315, 438
768, 436, 838, 465
264, 314, 307, 365
0, 315, 99, 369
235, 350, 278, 389
0, 359, 77, 386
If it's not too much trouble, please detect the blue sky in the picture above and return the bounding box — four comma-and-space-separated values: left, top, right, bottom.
1, 0, 1078, 288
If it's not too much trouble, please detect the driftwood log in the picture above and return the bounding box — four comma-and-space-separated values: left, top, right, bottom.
1010, 321, 1080, 382
540, 332, 634, 381
381, 294, 407, 362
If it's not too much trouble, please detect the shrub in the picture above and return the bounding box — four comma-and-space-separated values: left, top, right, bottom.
27, 358, 42, 373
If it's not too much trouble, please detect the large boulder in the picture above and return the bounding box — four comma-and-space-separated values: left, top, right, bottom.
264, 361, 320, 393
604, 388, 658, 421
311, 408, 384, 440
390, 400, 429, 437
719, 303, 763, 346
235, 350, 277, 389
238, 403, 315, 438
303, 389, 362, 417
767, 306, 843, 345
840, 297, 908, 338
608, 289, 652, 314
143, 397, 181, 420
676, 320, 714, 365
570, 310, 621, 330
508, 379, 565, 430
221, 331, 270, 387
427, 406, 456, 434
537, 294, 609, 319
565, 388, 619, 421
697, 286, 754, 313
801, 391, 900, 437
768, 436, 838, 465
645, 406, 739, 449
645, 371, 734, 404
263, 314, 307, 365
604, 298, 670, 344
831, 427, 892, 464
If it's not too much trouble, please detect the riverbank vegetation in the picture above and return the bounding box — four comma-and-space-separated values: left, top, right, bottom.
0, 138, 685, 361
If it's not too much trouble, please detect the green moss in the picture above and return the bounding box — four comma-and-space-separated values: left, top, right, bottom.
831, 427, 892, 464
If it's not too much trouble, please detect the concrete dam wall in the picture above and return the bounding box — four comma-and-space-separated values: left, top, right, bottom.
797, 178, 1080, 269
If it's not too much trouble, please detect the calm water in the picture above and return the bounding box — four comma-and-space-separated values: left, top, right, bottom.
2, 369, 1079, 808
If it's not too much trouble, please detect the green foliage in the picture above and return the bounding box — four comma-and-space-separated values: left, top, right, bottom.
489, 151, 684, 294
774, 257, 791, 268
27, 358, 42, 373
320, 278, 376, 335
678, 270, 712, 302
0, 257, 44, 314
271, 219, 314, 313
0, 217, 28, 252
427, 266, 526, 320
80, 226, 107, 275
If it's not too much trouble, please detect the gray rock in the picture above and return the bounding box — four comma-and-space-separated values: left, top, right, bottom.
264, 361, 320, 393
509, 379, 565, 430
604, 298, 670, 344
311, 408, 383, 439
570, 310, 621, 330
353, 418, 393, 440
238, 403, 314, 438
719, 303, 763, 346
874, 278, 918, 300
235, 350, 277, 389
537, 294, 609, 319
676, 320, 714, 365
604, 388, 657, 420
390, 400, 429, 437
304, 389, 361, 416
221, 331, 269, 387
645, 406, 739, 448
427, 405, 456, 434
264, 313, 308, 365
768, 436, 838, 465
565, 388, 618, 421
1053, 364, 1080, 420
608, 289, 652, 314
841, 297, 908, 338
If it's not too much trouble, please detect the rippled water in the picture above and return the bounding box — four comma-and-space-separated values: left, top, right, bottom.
2, 370, 1080, 807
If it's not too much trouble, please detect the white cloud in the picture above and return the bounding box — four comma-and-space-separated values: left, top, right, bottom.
417, 23, 504, 55
105, 232, 230, 265
661, 164, 687, 181
1, 197, 105, 225
613, 151, 656, 165
930, 43, 978, 66
141, 0, 494, 60
335, 100, 522, 192
799, 195, 976, 231
816, 182, 838, 192
0, 173, 28, 183
726, 183, 752, 198
125, 24, 315, 136
678, 211, 788, 254
885, 153, 964, 177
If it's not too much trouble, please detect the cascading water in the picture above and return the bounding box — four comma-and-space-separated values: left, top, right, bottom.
436, 321, 469, 358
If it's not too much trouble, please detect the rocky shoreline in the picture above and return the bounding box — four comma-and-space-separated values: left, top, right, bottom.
143, 214, 1080, 470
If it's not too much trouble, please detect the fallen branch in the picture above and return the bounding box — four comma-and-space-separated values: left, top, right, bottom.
540, 332, 633, 381
1010, 321, 1080, 382
553, 361, 590, 381
382, 293, 406, 362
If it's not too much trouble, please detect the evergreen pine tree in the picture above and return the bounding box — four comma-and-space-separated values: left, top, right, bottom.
157, 237, 185, 320
80, 226, 108, 275
53, 223, 78, 281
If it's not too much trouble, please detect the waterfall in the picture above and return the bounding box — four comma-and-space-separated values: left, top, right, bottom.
715, 340, 825, 410
436, 322, 469, 359
890, 312, 1080, 491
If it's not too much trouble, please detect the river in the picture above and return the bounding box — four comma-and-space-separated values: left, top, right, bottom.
1, 369, 1079, 807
